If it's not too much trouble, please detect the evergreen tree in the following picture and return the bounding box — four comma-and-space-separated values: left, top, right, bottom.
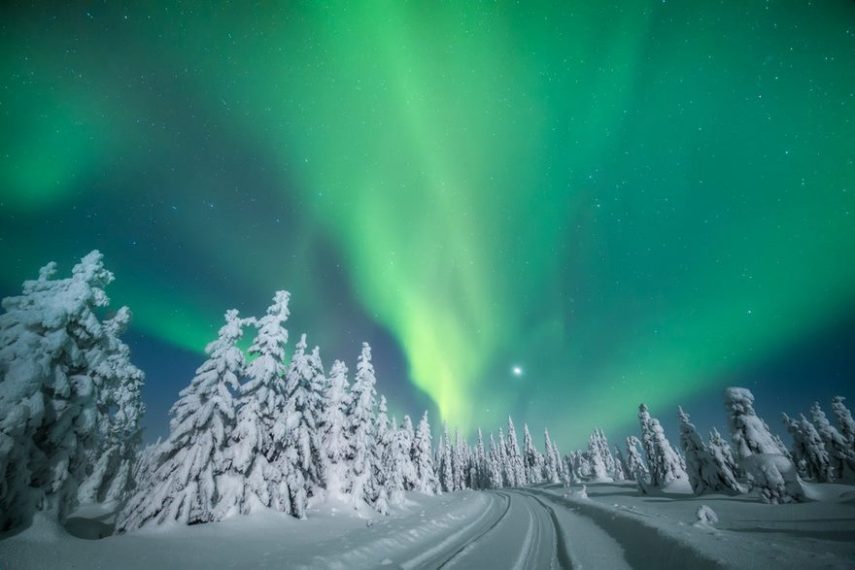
0, 251, 143, 531
678, 407, 741, 494
638, 404, 687, 488
506, 417, 526, 487
543, 429, 560, 484
321, 360, 351, 500
586, 431, 611, 481
625, 436, 649, 492
523, 424, 543, 485
399, 415, 418, 491
831, 396, 855, 449
707, 428, 740, 480
77, 306, 145, 506
412, 411, 438, 494
438, 424, 454, 492
725, 387, 803, 503
118, 310, 246, 531
810, 402, 855, 481
348, 342, 377, 507
371, 395, 391, 511
782, 413, 832, 482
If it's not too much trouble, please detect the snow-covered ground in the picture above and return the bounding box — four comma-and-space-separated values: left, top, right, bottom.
2, 484, 854, 569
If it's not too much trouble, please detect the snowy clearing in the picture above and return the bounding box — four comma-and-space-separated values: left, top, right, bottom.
3, 483, 854, 569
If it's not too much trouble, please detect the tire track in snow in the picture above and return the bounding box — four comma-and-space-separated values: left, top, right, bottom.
515, 489, 574, 569
400, 491, 509, 569
435, 491, 513, 569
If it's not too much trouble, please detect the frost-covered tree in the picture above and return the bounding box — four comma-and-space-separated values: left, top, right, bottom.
725, 387, 803, 503
506, 417, 526, 487
678, 407, 741, 495
522, 424, 543, 485
438, 424, 454, 492
625, 436, 649, 492
707, 428, 740, 480
386, 417, 416, 502
219, 291, 291, 516
348, 343, 377, 506
0, 251, 144, 531
810, 401, 855, 481
638, 404, 686, 488
783, 413, 832, 482
543, 429, 560, 484
77, 306, 145, 507
412, 411, 438, 494
371, 395, 391, 511
831, 396, 855, 449
118, 310, 247, 531
282, 334, 327, 517
320, 360, 351, 500
613, 446, 629, 481
487, 433, 504, 489
586, 431, 611, 481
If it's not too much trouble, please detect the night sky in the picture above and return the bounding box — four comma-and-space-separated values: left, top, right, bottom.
1, 2, 854, 447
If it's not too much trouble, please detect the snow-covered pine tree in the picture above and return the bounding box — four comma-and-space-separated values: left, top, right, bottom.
678, 407, 741, 494
412, 411, 438, 494
385, 417, 416, 503
724, 387, 803, 503
487, 433, 504, 489
810, 401, 855, 481
473, 429, 488, 489
523, 424, 543, 485
371, 395, 391, 512
506, 417, 526, 487
117, 310, 247, 531
625, 436, 649, 492
219, 291, 291, 516
438, 424, 453, 492
283, 334, 327, 517
707, 428, 740, 480
637, 403, 687, 488
496, 427, 511, 487
321, 360, 351, 501
0, 251, 143, 531
831, 396, 855, 449
782, 413, 832, 482
400, 415, 418, 491
586, 431, 611, 482
77, 306, 146, 507
543, 429, 560, 484
611, 446, 627, 481
348, 342, 378, 507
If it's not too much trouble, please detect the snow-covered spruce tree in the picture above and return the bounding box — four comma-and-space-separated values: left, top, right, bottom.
638, 403, 687, 489
282, 334, 327, 518
586, 431, 611, 482
438, 424, 454, 492
320, 360, 351, 500
678, 407, 741, 494
724, 387, 803, 504
810, 402, 855, 481
543, 429, 560, 484
117, 310, 247, 531
496, 427, 511, 487
506, 417, 526, 487
707, 428, 740, 481
0, 251, 143, 531
831, 396, 855, 449
454, 430, 469, 491
782, 413, 832, 482
219, 291, 291, 516
400, 415, 418, 491
625, 436, 649, 492
487, 434, 504, 489
412, 411, 438, 494
371, 395, 391, 513
473, 429, 488, 489
348, 342, 378, 507
385, 417, 416, 504
611, 446, 627, 481
523, 424, 543, 485
77, 306, 145, 507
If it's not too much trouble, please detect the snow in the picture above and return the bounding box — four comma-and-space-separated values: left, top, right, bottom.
3, 482, 855, 569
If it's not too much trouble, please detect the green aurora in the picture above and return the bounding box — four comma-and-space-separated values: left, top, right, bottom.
1, 1, 854, 442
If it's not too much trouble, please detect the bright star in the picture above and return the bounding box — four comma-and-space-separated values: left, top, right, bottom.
512, 366, 523, 377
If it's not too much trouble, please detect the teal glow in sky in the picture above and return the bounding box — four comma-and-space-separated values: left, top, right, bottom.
1, 1, 854, 444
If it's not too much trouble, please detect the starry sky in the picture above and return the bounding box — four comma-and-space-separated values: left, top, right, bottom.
1, 1, 854, 447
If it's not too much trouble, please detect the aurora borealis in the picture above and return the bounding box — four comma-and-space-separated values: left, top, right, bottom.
1, 1, 854, 445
